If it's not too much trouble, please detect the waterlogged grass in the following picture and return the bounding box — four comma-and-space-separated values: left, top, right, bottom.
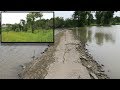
2, 29, 54, 42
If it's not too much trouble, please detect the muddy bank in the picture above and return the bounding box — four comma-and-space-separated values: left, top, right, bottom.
77, 43, 109, 79
18, 31, 64, 79
19, 30, 109, 79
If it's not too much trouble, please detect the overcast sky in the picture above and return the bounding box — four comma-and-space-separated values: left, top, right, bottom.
1, 11, 120, 24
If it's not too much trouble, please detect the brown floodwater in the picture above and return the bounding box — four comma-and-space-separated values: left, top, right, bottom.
72, 25, 120, 79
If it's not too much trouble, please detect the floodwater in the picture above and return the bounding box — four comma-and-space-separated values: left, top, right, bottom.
0, 30, 61, 79
72, 25, 120, 79
0, 43, 48, 79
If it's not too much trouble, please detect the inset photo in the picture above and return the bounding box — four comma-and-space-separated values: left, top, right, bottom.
1, 11, 54, 43
0, 12, 1, 42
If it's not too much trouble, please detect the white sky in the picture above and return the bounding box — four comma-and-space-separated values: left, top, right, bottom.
1, 11, 120, 24
2, 12, 53, 24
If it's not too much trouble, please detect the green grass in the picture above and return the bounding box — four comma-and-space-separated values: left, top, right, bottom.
2, 29, 54, 42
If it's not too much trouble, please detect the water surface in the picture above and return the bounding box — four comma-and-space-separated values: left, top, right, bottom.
72, 25, 120, 79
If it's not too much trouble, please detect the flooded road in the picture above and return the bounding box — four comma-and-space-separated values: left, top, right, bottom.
72, 25, 120, 79
0, 30, 61, 79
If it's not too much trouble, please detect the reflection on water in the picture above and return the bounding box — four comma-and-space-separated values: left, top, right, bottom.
95, 32, 115, 46
73, 26, 115, 46
72, 25, 120, 79
73, 27, 88, 45
87, 30, 92, 43
95, 32, 104, 46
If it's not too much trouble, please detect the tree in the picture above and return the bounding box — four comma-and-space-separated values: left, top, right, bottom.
102, 11, 114, 25
20, 19, 27, 32
112, 16, 120, 25
87, 12, 94, 25
95, 11, 103, 25
64, 18, 75, 28
73, 11, 88, 27
95, 11, 114, 26
26, 12, 43, 33
48, 18, 54, 28
54, 17, 64, 28
11, 23, 20, 32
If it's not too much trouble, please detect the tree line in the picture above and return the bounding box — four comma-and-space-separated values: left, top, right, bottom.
2, 12, 53, 33
55, 11, 120, 28
2, 11, 120, 32
53, 11, 120, 28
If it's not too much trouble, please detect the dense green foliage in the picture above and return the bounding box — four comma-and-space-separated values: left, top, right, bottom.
72, 11, 115, 26
55, 11, 119, 28
95, 11, 114, 26
2, 11, 120, 34
112, 16, 120, 25
51, 11, 119, 28
2, 12, 54, 33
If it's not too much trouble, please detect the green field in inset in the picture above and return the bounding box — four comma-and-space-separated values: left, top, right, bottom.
2, 29, 54, 42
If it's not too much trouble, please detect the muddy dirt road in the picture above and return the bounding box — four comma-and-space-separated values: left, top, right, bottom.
45, 30, 91, 79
